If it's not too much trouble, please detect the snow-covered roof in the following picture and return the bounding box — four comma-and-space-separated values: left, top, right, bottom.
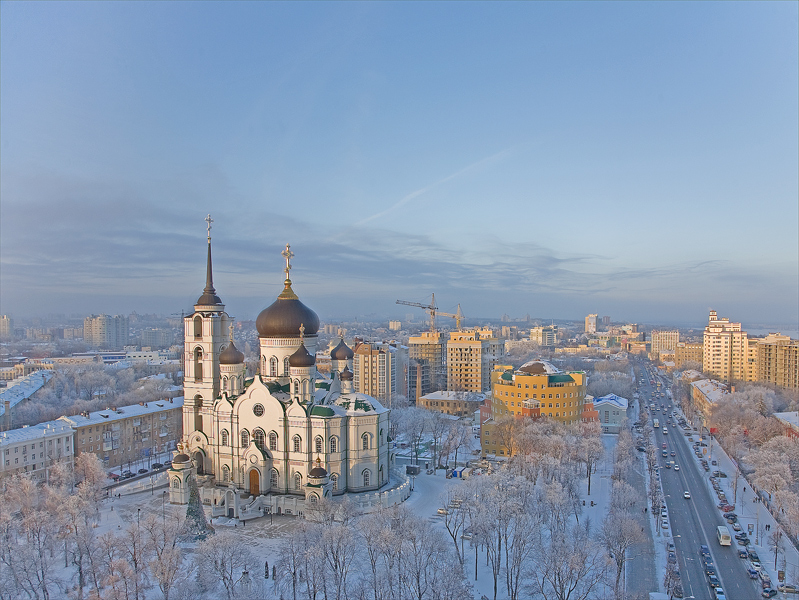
59, 397, 184, 428
420, 390, 486, 402
593, 394, 629, 410
773, 412, 799, 431
0, 419, 73, 445
518, 359, 560, 374
690, 379, 727, 403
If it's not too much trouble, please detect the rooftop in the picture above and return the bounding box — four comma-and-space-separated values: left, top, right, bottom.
59, 397, 184, 428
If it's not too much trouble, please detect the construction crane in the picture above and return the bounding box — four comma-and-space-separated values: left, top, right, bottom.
396, 295, 465, 331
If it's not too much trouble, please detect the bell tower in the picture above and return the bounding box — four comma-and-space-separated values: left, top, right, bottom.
183, 215, 230, 440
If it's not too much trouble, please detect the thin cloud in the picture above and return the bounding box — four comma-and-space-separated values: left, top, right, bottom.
353, 147, 513, 227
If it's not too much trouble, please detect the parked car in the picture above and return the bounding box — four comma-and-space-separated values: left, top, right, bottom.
749, 550, 761, 562
749, 569, 760, 579
661, 519, 669, 529
733, 523, 742, 532
108, 472, 120, 481
152, 462, 163, 469
738, 549, 748, 558
778, 584, 799, 594
684, 491, 691, 499
137, 468, 148, 474
762, 589, 777, 598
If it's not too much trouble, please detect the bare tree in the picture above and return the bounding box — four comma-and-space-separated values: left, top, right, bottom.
195, 531, 254, 600
575, 421, 604, 495
599, 513, 645, 598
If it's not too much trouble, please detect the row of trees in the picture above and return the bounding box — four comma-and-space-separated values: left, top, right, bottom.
13, 364, 179, 427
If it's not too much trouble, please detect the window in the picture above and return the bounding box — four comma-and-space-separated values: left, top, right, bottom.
241, 430, 250, 447
269, 357, 278, 377
330, 436, 338, 453
293, 435, 301, 453
283, 357, 290, 376
220, 430, 229, 446
222, 465, 230, 482
269, 431, 278, 451
270, 469, 278, 488
294, 472, 302, 490
254, 429, 265, 450
330, 473, 338, 491
315, 436, 323, 454
253, 404, 264, 417
362, 469, 371, 487
362, 433, 369, 450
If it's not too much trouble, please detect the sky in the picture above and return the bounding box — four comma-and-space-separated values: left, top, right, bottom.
1, 2, 797, 328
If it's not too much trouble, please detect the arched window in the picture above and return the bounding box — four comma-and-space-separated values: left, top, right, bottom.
309, 494, 318, 504
294, 379, 300, 394
220, 430, 229, 446
171, 478, 181, 489
283, 357, 290, 376
270, 469, 279, 489
362, 433, 369, 450
330, 436, 338, 453
293, 435, 301, 453
294, 472, 302, 490
193, 316, 202, 338
240, 430, 250, 448
222, 465, 230, 482
194, 348, 203, 382
330, 473, 338, 491
268, 431, 278, 451
379, 465, 384, 484
315, 436, 323, 454
362, 469, 371, 487
270, 357, 278, 377
254, 429, 265, 450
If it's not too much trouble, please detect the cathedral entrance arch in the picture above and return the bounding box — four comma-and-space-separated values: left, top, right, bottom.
192, 450, 204, 475
249, 469, 260, 496
226, 490, 235, 518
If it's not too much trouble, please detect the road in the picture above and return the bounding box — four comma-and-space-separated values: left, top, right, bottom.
640, 362, 761, 600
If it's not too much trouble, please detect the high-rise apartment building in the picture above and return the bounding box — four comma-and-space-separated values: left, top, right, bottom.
83, 314, 130, 349
446, 328, 505, 392
585, 314, 598, 334
702, 310, 750, 383
141, 328, 174, 349
408, 331, 446, 401
0, 315, 13, 340
651, 330, 680, 355
757, 334, 799, 391
530, 325, 558, 347
388, 320, 402, 331
352, 341, 409, 405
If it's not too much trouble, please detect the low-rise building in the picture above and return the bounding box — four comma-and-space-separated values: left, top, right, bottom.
418, 390, 485, 417
0, 419, 74, 481
59, 398, 183, 470
593, 394, 629, 433
690, 378, 728, 419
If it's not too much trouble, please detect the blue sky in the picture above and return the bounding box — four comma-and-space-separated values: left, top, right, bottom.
1, 1, 797, 327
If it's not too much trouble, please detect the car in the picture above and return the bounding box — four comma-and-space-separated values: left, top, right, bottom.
108, 472, 120, 481
717, 501, 728, 509
778, 584, 799, 594
661, 519, 669, 529
732, 523, 742, 532
138, 468, 148, 474
738, 549, 748, 558
437, 508, 449, 515
762, 589, 777, 598
667, 542, 676, 552
151, 462, 163, 469
712, 460, 718, 466
637, 446, 646, 452
668, 552, 677, 563
674, 465, 680, 471
749, 568, 760, 579
714, 588, 727, 600
700, 544, 711, 557
661, 509, 668, 518
684, 491, 691, 499
737, 538, 751, 546
705, 565, 717, 578
703, 464, 711, 471
670, 451, 676, 456
663, 451, 669, 457
722, 505, 735, 513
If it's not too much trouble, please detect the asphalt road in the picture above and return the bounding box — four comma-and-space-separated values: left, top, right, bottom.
640, 364, 761, 600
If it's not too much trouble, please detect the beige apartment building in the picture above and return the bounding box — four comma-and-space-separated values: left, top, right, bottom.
59, 398, 183, 469
418, 390, 485, 417
651, 330, 680, 355
352, 341, 408, 405
530, 325, 558, 346
703, 311, 750, 382
0, 420, 74, 481
408, 331, 446, 401
585, 314, 598, 334
757, 334, 799, 390
83, 314, 130, 349
675, 342, 703, 369
446, 328, 505, 392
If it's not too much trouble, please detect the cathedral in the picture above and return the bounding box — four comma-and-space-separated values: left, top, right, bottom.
169, 217, 392, 518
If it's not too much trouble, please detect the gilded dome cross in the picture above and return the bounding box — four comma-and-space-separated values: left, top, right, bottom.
281, 244, 294, 280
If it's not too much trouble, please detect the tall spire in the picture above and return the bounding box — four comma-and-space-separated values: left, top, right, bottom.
196, 214, 223, 306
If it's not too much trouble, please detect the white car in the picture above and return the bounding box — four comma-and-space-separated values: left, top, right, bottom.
674, 465, 680, 471
661, 519, 669, 529
684, 491, 691, 499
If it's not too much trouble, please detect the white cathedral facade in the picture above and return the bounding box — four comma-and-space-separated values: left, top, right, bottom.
169, 220, 392, 517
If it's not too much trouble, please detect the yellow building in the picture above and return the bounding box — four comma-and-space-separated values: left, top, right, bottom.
418, 390, 485, 417
481, 360, 587, 457
650, 330, 680, 355
446, 328, 504, 392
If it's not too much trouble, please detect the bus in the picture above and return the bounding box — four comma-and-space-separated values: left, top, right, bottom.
653, 419, 660, 428
717, 525, 731, 546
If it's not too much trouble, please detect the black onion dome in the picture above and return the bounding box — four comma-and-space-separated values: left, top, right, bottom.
256, 282, 320, 338
331, 338, 354, 360
340, 366, 353, 381
289, 343, 315, 368
309, 466, 327, 478
219, 341, 244, 365
173, 453, 190, 463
